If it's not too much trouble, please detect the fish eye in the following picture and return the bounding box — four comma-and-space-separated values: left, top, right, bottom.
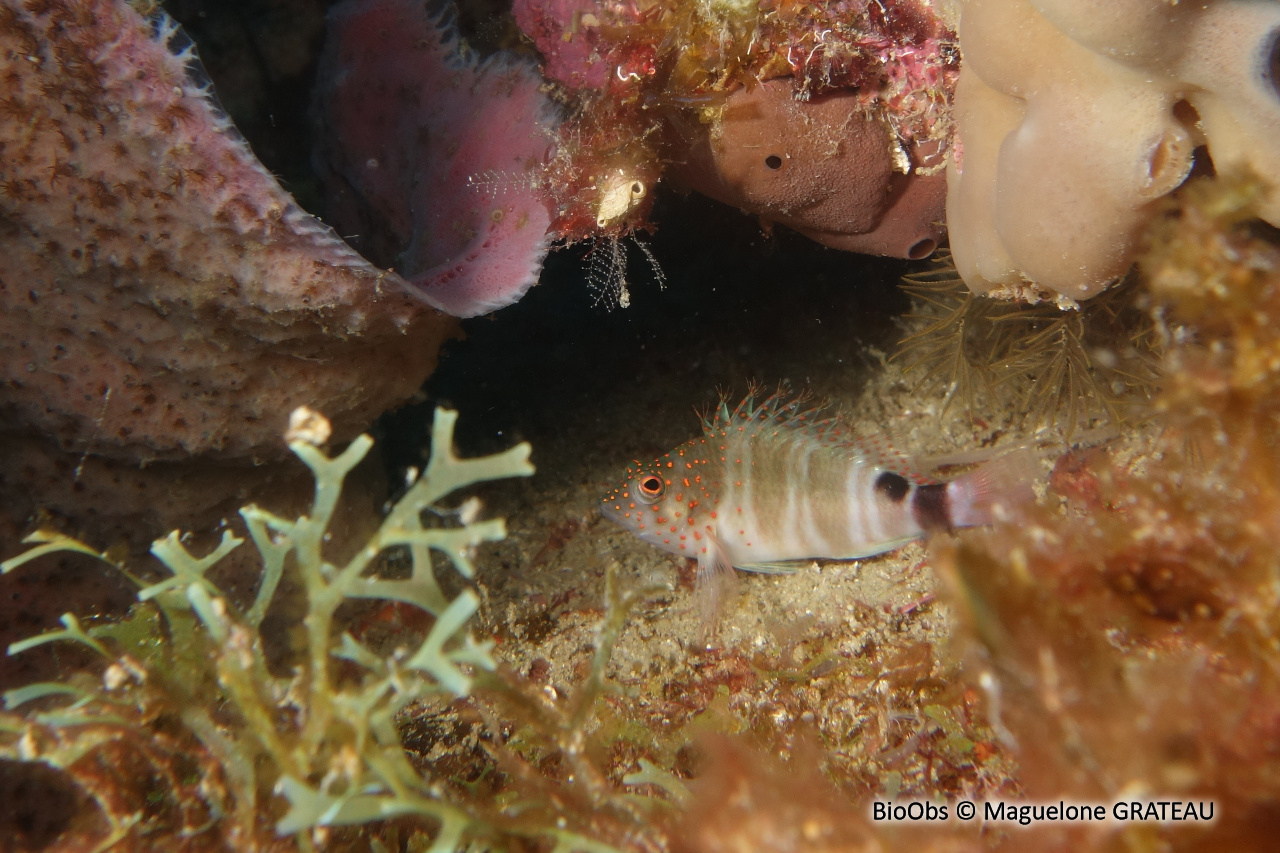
636, 474, 665, 503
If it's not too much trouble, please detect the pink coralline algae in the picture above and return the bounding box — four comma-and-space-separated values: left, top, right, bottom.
316, 0, 558, 318
513, 0, 613, 92
0, 0, 451, 464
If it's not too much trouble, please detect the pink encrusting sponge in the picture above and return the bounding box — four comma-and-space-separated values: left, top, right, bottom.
317, 0, 559, 317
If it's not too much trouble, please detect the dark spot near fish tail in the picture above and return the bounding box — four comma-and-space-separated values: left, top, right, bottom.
874, 471, 910, 503
912, 483, 951, 532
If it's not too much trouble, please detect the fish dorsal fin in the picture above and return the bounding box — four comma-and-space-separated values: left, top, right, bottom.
700, 383, 827, 436
700, 385, 930, 484
846, 434, 931, 484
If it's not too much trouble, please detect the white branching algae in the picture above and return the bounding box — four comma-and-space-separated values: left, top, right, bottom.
0, 407, 550, 849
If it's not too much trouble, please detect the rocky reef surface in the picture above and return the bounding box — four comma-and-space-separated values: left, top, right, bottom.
3, 1, 1280, 851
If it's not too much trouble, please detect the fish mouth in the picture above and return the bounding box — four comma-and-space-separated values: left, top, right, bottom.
599, 499, 624, 524
600, 499, 649, 538
600, 500, 672, 552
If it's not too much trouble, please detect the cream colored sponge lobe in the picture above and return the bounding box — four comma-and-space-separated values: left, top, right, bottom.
947, 0, 1280, 302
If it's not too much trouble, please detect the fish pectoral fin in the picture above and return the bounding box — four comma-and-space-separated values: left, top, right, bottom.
733, 559, 811, 575
696, 535, 737, 630
697, 536, 735, 586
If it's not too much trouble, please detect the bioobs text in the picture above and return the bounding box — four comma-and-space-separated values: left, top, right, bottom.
871, 801, 948, 822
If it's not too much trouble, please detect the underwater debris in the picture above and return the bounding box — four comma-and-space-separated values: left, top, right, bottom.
895, 251, 1160, 437
931, 171, 1280, 849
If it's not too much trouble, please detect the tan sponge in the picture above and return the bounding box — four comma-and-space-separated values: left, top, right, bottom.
946, 0, 1280, 302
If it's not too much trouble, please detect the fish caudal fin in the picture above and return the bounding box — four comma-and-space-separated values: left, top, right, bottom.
945, 448, 1040, 529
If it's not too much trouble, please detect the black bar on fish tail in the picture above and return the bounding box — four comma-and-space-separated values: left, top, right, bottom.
912, 483, 952, 532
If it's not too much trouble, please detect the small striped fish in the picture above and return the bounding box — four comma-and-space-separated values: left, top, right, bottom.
601, 388, 1032, 585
